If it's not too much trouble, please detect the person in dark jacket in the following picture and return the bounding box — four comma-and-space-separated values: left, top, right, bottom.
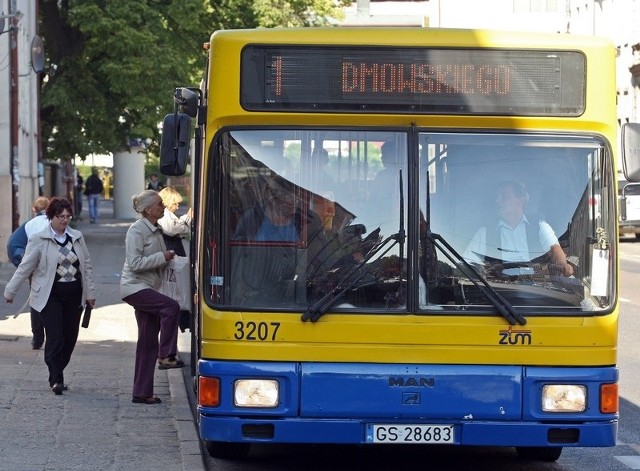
84, 168, 104, 224
147, 173, 165, 192
6, 196, 50, 349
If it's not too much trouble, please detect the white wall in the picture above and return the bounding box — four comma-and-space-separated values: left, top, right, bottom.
113, 148, 145, 219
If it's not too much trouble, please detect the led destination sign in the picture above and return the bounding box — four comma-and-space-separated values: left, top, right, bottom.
240, 46, 585, 116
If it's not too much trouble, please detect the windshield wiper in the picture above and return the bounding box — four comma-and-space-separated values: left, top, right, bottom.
428, 232, 526, 325
302, 170, 406, 323
301, 232, 405, 322
424, 172, 526, 326
301, 230, 404, 322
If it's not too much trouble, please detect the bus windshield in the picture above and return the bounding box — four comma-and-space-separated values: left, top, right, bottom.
206, 129, 615, 316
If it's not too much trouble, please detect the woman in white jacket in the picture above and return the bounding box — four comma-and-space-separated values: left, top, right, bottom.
157, 186, 192, 333
157, 186, 192, 257
4, 197, 96, 395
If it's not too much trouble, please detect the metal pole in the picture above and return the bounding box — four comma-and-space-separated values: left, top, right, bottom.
9, 0, 19, 230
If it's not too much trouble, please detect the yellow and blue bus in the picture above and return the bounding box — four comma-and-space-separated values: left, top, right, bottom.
160, 27, 624, 461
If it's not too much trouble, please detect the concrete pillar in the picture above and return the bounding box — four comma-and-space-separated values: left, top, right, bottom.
113, 146, 145, 219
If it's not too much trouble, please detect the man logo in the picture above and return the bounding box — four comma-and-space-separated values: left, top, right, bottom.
388, 377, 435, 387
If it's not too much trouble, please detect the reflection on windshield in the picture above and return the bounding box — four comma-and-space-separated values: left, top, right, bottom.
205, 129, 615, 317
219, 130, 408, 311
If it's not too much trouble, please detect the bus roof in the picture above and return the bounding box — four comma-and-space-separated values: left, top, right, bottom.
209, 27, 615, 50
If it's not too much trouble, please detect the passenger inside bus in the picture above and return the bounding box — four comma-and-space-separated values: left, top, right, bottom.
372, 141, 405, 209
362, 140, 407, 238
463, 180, 574, 277
234, 180, 306, 242
310, 146, 335, 189
375, 141, 403, 184
306, 194, 368, 284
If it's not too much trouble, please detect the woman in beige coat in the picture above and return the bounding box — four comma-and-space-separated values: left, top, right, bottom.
120, 190, 182, 405
4, 197, 96, 395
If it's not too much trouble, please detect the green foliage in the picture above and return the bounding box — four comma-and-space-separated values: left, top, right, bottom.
208, 0, 258, 29
40, 0, 207, 160
39, 0, 346, 162
254, 0, 349, 27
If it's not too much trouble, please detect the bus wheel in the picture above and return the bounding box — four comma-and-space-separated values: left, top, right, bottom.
515, 446, 562, 462
205, 441, 251, 459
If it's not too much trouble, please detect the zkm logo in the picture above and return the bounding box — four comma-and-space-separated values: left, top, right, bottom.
498, 326, 532, 345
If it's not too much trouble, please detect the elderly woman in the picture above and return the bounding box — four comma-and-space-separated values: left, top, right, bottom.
4, 197, 96, 395
120, 190, 183, 405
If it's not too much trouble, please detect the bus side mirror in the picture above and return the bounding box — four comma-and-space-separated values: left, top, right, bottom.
160, 112, 191, 176
619, 195, 627, 221
175, 87, 199, 118
622, 122, 640, 182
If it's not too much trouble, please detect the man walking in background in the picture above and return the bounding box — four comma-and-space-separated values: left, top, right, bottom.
85, 167, 104, 224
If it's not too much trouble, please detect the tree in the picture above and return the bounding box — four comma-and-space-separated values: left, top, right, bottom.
39, 0, 207, 160
39, 0, 346, 162
254, 0, 348, 27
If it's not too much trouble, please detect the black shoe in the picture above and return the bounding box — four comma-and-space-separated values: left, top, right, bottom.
31, 338, 43, 350
132, 396, 162, 404
157, 356, 185, 370
52, 383, 64, 395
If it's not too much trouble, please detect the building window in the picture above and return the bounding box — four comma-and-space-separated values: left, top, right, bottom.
514, 0, 558, 13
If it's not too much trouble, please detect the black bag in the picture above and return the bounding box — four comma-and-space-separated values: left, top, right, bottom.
163, 234, 186, 257
81, 304, 92, 328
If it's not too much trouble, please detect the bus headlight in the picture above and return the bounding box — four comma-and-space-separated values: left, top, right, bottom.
234, 379, 279, 408
541, 385, 586, 412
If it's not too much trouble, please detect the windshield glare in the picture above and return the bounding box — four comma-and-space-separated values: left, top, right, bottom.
205, 129, 615, 316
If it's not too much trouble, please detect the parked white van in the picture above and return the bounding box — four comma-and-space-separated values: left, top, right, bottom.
619, 178, 640, 239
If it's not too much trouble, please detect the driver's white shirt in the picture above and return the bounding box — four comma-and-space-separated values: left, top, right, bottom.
464, 215, 559, 265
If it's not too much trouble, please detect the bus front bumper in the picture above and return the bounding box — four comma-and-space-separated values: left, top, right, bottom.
199, 415, 617, 447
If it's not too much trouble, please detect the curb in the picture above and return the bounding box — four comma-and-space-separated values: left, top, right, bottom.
169, 368, 207, 471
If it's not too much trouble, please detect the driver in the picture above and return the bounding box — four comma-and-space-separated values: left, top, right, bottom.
463, 180, 573, 277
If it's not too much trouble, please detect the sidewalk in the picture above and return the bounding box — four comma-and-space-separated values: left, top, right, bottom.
0, 199, 206, 471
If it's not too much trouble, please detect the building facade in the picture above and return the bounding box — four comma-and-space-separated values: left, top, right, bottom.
0, 0, 41, 263
343, 0, 640, 126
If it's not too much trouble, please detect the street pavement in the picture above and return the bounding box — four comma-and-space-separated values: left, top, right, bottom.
0, 199, 206, 471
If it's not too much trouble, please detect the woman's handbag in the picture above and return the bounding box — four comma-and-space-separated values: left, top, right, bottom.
157, 256, 190, 310
162, 234, 186, 257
